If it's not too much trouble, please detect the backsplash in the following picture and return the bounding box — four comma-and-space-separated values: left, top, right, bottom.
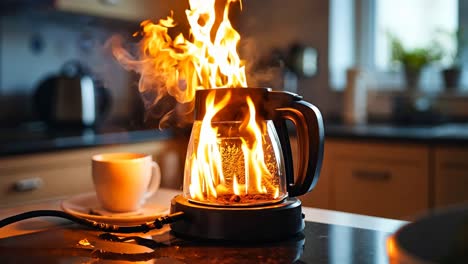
0, 1, 338, 127
0, 12, 135, 125
238, 0, 338, 118
2, 1, 465, 127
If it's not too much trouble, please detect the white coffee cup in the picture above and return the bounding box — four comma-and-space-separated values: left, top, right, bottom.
92, 152, 161, 213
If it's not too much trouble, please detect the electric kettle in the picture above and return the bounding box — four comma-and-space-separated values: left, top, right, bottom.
34, 60, 111, 127
183, 87, 324, 206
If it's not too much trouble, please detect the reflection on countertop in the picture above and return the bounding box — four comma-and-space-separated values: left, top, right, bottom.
0, 219, 391, 263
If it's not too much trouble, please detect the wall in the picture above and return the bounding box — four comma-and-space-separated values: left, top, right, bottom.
238, 0, 340, 118
0, 1, 340, 126
0, 12, 135, 124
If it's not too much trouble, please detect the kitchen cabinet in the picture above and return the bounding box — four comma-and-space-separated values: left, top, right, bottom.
300, 137, 468, 220
434, 147, 468, 208
0, 0, 172, 22
300, 139, 430, 220
55, 0, 163, 21
327, 140, 429, 220
0, 138, 187, 207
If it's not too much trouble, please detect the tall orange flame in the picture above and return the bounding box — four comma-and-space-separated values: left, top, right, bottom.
186, 90, 280, 204
241, 97, 274, 195
113, 0, 283, 205
188, 91, 231, 200
112, 0, 246, 108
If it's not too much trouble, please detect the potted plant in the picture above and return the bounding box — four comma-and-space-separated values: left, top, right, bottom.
437, 28, 466, 90
389, 34, 441, 90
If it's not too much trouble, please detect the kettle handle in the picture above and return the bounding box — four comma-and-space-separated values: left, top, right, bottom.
275, 99, 324, 197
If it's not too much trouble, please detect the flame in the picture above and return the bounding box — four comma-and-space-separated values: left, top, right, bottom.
188, 91, 279, 203
113, 0, 282, 204
241, 97, 273, 195
189, 91, 231, 200
112, 0, 247, 109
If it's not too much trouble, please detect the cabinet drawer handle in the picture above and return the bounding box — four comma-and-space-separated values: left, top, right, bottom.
352, 170, 391, 181
13, 177, 44, 192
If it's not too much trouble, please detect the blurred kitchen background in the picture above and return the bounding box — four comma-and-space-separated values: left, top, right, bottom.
0, 0, 467, 220
1, 0, 467, 126
0, 0, 468, 128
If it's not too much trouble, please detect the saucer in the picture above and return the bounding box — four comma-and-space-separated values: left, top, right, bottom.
61, 192, 169, 225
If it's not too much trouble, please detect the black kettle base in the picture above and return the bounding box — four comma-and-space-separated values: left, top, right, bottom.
170, 195, 304, 242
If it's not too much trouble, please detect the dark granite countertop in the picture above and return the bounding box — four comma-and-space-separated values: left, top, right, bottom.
0, 220, 392, 263
0, 122, 176, 157
0, 188, 408, 263
325, 122, 468, 145
1, 121, 468, 157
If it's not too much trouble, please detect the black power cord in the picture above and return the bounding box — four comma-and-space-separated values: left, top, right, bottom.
0, 210, 185, 233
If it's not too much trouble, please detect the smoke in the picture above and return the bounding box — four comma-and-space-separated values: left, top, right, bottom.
107, 0, 282, 130
240, 37, 283, 89
107, 34, 194, 130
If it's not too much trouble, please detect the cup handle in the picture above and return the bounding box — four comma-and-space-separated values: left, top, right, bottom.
143, 161, 161, 200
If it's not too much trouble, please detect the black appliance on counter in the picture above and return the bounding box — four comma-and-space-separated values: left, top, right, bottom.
34, 60, 111, 128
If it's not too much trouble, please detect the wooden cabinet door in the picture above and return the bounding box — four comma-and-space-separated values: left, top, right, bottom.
328, 140, 429, 220
434, 147, 468, 208
0, 165, 94, 205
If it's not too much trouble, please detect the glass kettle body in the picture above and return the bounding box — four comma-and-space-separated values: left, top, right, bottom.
182, 88, 324, 207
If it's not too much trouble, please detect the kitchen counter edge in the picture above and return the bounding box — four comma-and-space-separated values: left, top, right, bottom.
2, 122, 468, 157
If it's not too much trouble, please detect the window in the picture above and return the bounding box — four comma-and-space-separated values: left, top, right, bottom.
329, 0, 460, 91
375, 0, 458, 70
